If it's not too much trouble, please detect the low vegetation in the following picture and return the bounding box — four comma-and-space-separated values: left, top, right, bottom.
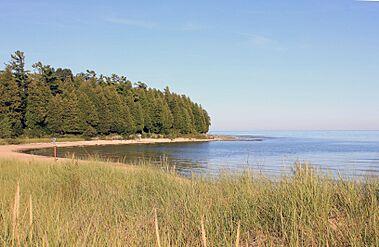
0, 136, 86, 145
0, 133, 212, 145
0, 158, 378, 246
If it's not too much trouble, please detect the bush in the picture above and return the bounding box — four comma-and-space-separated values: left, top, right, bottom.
82, 126, 97, 138
4, 138, 22, 144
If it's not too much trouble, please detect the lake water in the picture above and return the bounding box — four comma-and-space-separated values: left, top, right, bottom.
24, 131, 379, 178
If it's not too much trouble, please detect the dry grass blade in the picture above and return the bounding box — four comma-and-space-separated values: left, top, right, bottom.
12, 182, 20, 246
235, 221, 240, 247
201, 217, 207, 247
0, 159, 378, 246
154, 208, 161, 247
43, 232, 49, 247
29, 195, 33, 242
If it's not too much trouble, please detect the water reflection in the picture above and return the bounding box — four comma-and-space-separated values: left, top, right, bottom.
23, 131, 379, 178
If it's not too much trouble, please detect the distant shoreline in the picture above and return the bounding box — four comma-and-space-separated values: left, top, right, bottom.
0, 136, 234, 161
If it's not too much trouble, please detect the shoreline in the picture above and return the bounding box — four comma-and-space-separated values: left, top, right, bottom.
0, 136, 232, 161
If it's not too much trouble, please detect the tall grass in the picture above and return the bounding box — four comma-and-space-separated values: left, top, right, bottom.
0, 158, 378, 246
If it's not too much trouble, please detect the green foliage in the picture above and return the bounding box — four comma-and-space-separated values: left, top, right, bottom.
94, 89, 112, 134
46, 95, 64, 134
128, 96, 144, 134
0, 67, 23, 138
32, 62, 62, 96
0, 51, 211, 137
77, 90, 99, 130
25, 75, 51, 136
61, 90, 85, 134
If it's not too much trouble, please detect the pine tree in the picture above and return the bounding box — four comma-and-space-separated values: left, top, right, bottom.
179, 108, 192, 134
25, 75, 51, 136
9, 51, 29, 128
55, 68, 73, 83
32, 62, 62, 96
202, 109, 211, 133
160, 98, 173, 134
94, 88, 112, 134
182, 96, 195, 133
0, 67, 23, 138
138, 89, 153, 133
151, 94, 173, 134
121, 104, 136, 135
192, 103, 206, 133
130, 99, 145, 134
77, 81, 100, 136
61, 90, 85, 134
0, 52, 211, 137
47, 95, 64, 134
77, 91, 99, 131
103, 87, 123, 134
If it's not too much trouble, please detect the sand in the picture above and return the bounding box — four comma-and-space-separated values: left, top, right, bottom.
0, 137, 226, 161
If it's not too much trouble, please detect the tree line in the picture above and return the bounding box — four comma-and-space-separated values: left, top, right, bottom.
0, 51, 210, 138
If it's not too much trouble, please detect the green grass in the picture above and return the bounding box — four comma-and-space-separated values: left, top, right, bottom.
0, 133, 212, 145
0, 158, 378, 246
0, 136, 86, 145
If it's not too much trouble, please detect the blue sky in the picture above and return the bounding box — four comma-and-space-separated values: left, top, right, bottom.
1, 0, 378, 130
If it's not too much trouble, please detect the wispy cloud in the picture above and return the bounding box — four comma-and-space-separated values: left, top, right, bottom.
237, 32, 289, 52
238, 32, 275, 46
105, 16, 209, 32
250, 35, 274, 46
106, 17, 158, 29
180, 22, 209, 31
244, 7, 344, 15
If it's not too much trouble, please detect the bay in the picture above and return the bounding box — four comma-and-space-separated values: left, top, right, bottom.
24, 130, 379, 178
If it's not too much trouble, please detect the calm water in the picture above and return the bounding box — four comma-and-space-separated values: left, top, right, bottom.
25, 131, 379, 178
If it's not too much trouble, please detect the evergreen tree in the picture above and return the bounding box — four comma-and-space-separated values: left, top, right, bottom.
129, 96, 144, 134
202, 110, 211, 133
151, 94, 173, 134
160, 98, 173, 134
170, 97, 190, 134
77, 80, 100, 137
116, 80, 133, 96
61, 91, 85, 134
0, 51, 211, 137
182, 96, 195, 133
103, 87, 123, 134
55, 68, 73, 82
138, 89, 153, 133
46, 95, 64, 134
25, 75, 51, 136
103, 86, 135, 134
77, 91, 99, 132
0, 67, 23, 138
33, 62, 62, 96
94, 89, 112, 134
9, 51, 29, 127
192, 103, 206, 133
121, 105, 136, 135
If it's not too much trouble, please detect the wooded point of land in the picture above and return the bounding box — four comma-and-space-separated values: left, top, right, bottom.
0, 51, 210, 138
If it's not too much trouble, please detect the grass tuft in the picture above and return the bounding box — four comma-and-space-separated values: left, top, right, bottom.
0, 158, 378, 246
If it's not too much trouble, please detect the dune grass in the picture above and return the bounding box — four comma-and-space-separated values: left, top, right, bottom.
0, 158, 378, 246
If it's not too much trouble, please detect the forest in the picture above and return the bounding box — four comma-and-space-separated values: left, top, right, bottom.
0, 51, 210, 138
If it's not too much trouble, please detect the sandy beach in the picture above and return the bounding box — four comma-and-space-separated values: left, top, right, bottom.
0, 137, 228, 161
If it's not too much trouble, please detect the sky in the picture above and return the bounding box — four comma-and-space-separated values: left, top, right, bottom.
0, 0, 378, 131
